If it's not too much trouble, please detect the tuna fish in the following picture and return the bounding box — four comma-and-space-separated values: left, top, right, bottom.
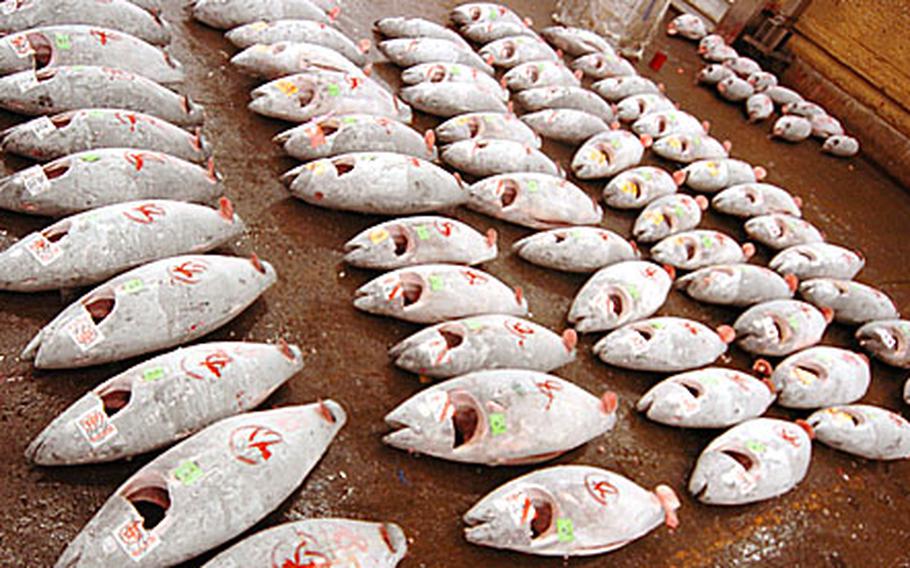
571, 130, 647, 179
744, 214, 824, 250
0, 109, 210, 164
53, 403, 345, 567
716, 76, 754, 101
632, 194, 708, 243
799, 279, 899, 325
26, 341, 302, 465
225, 20, 368, 66
615, 93, 675, 122
745, 93, 773, 121
689, 418, 813, 505
401, 62, 508, 102
401, 81, 508, 116
0, 66, 203, 126
231, 41, 363, 80
782, 101, 825, 118
701, 43, 737, 62
515, 85, 614, 121
390, 315, 576, 378
753, 346, 870, 409
822, 135, 860, 157
0, 149, 220, 217
343, 216, 497, 270
0, 25, 182, 85
520, 109, 610, 144
461, 21, 537, 45
747, 71, 778, 91
379, 38, 493, 74
0, 199, 242, 292
466, 173, 601, 229
638, 368, 775, 428
769, 243, 864, 280
666, 14, 706, 40
568, 261, 672, 333
540, 25, 616, 56
771, 115, 812, 142
764, 85, 804, 106
712, 183, 802, 218
450, 3, 525, 27
502, 60, 581, 91
282, 152, 466, 215
651, 133, 729, 163
697, 63, 734, 85
810, 114, 844, 138
353, 264, 527, 323
202, 519, 407, 568
192, 0, 330, 29
0, 0, 171, 45
435, 111, 541, 147
385, 371, 614, 465
673, 159, 765, 193
22, 254, 276, 369
442, 138, 561, 178
650, 230, 755, 271
593, 75, 661, 101
512, 227, 638, 273
602, 166, 676, 209
375, 16, 471, 49
632, 110, 707, 139
594, 317, 734, 372
463, 465, 680, 556
724, 57, 761, 78
479, 35, 560, 68
697, 35, 724, 55
856, 320, 910, 368
808, 405, 910, 460
733, 299, 831, 356
571, 51, 636, 79
676, 264, 797, 307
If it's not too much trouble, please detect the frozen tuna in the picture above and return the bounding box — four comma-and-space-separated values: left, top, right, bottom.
459, 21, 537, 44
466, 173, 601, 229
571, 130, 646, 179
770, 243, 864, 280
502, 60, 580, 91
401, 81, 507, 117
390, 315, 576, 378
716, 76, 754, 101
479, 35, 559, 68
26, 341, 302, 465
401, 62, 508, 102
353, 264, 527, 324
571, 51, 636, 79
747, 71, 778, 91
512, 227, 638, 273
192, 0, 330, 28
376, 16, 471, 49
697, 34, 724, 55
822, 135, 860, 157
650, 230, 754, 271
724, 57, 761, 78
638, 368, 775, 428
673, 159, 765, 193
594, 317, 733, 372
540, 25, 616, 56
754, 346, 870, 409
701, 43, 737, 62
632, 110, 707, 139
343, 216, 497, 270
689, 418, 813, 505
53, 403, 345, 567
593, 75, 661, 101
435, 112, 540, 147
712, 183, 802, 218
810, 114, 844, 139
771, 115, 812, 142
450, 3, 524, 27
676, 264, 796, 307
226, 20, 368, 66
515, 85, 614, 121
442, 138, 561, 178
764, 85, 804, 106
652, 133, 729, 163
666, 14, 707, 40
602, 166, 676, 209
520, 108, 610, 145
745, 93, 774, 121
733, 299, 831, 357
568, 261, 672, 333
856, 320, 910, 368
231, 41, 363, 79
632, 194, 708, 243
697, 63, 734, 85
744, 214, 824, 250
379, 38, 493, 74
615, 93, 675, 122
808, 405, 910, 460
799, 279, 899, 325
463, 465, 680, 556
782, 100, 825, 118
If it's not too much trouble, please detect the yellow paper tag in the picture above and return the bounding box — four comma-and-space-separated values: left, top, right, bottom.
275, 80, 298, 96
370, 228, 389, 244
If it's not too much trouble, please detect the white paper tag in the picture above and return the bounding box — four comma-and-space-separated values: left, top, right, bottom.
24, 233, 63, 266
30, 116, 56, 139
20, 165, 50, 196
75, 405, 117, 447
6, 33, 33, 58
16, 70, 38, 93
64, 309, 105, 351
114, 517, 160, 561
0, 1, 17, 16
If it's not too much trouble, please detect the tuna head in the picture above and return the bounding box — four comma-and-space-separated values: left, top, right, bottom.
568, 261, 673, 333
807, 405, 910, 460
570, 131, 646, 179
733, 300, 831, 357
856, 320, 910, 368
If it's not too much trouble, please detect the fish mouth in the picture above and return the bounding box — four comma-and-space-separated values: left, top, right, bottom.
859, 325, 905, 357
465, 488, 557, 544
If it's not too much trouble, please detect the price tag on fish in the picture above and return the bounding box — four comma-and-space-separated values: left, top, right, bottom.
29, 116, 57, 139
114, 517, 160, 561
16, 70, 39, 93
7, 33, 33, 58
75, 405, 117, 447
20, 165, 51, 196
64, 308, 105, 351
24, 233, 63, 266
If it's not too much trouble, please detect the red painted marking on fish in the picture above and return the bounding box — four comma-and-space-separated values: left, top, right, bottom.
124, 151, 164, 171
536, 380, 563, 410
168, 259, 208, 285
683, 322, 700, 335
435, 220, 453, 236
643, 266, 658, 278
779, 426, 801, 448
123, 203, 166, 224
504, 319, 535, 347
114, 112, 141, 132
269, 530, 329, 568
90, 29, 113, 45
585, 474, 619, 506
520, 496, 532, 524
182, 349, 233, 380
461, 269, 488, 286
230, 425, 284, 465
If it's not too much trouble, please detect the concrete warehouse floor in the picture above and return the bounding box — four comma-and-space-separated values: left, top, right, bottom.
1, 1, 909, 566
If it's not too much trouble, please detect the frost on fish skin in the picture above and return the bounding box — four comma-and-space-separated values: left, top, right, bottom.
758, 346, 870, 409
192, 0, 330, 29
379, 38, 493, 74
602, 166, 676, 209
675, 264, 794, 307
450, 3, 524, 27
632, 194, 706, 243
568, 261, 671, 333
744, 214, 823, 250
650, 230, 752, 271
443, 138, 561, 178
467, 173, 601, 229
594, 317, 731, 372
541, 25, 617, 57
513, 227, 637, 273
799, 278, 898, 325
808, 405, 910, 460
571, 131, 645, 180
225, 20, 367, 65
651, 133, 728, 163
712, 183, 802, 218
733, 299, 829, 357
855, 319, 910, 369
503, 60, 580, 91
231, 41, 364, 80
770, 243, 864, 280
435, 112, 540, 147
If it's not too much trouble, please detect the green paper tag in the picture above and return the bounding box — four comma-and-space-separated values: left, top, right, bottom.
610, 138, 622, 149
745, 440, 766, 454
642, 170, 653, 181
54, 33, 71, 50
121, 278, 144, 294
428, 275, 443, 291
787, 315, 800, 331
488, 7, 498, 19
627, 283, 640, 300
326, 83, 340, 97
527, 179, 539, 193
556, 518, 574, 542
449, 65, 460, 76
173, 460, 203, 485
702, 375, 719, 385
700, 235, 713, 248
80, 153, 101, 163
650, 321, 664, 330
142, 367, 165, 382
415, 225, 430, 240
465, 320, 483, 330
489, 413, 506, 436
87, 110, 104, 119
341, 116, 357, 124
674, 205, 686, 217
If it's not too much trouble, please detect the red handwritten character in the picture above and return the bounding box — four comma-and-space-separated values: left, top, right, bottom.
462, 269, 488, 286
168, 260, 208, 284
504, 319, 535, 347
779, 427, 801, 448
434, 220, 454, 237
124, 151, 165, 172
585, 474, 619, 506
230, 425, 284, 465
119, 520, 144, 546
115, 112, 140, 132
123, 203, 166, 224
536, 380, 563, 410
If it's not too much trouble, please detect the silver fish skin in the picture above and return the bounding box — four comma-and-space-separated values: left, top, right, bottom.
568, 261, 672, 333
747, 71, 778, 91
0, 25, 183, 85
701, 43, 737, 62
343, 216, 497, 270
676, 264, 796, 307
650, 230, 754, 271
442, 138, 562, 178
460, 20, 537, 44
225, 20, 368, 65
712, 183, 802, 218
512, 227, 638, 273
602, 166, 676, 209
593, 75, 661, 101
502, 59, 580, 91
515, 85, 615, 121
400, 81, 507, 117
540, 25, 616, 56
466, 172, 601, 229
390, 315, 576, 378
697, 34, 724, 54
435, 112, 540, 147
0, 199, 242, 292
21, 254, 277, 369
771, 115, 812, 142
520, 108, 610, 145
464, 465, 680, 556
689, 418, 813, 505
353, 263, 528, 324
0, 0, 171, 45
571, 130, 645, 179
593, 317, 733, 372
770, 243, 864, 280
450, 3, 525, 27
746, 93, 774, 122
856, 319, 910, 368
615, 93, 675, 122
733, 299, 830, 357
799, 278, 899, 325
54, 403, 345, 567
822, 135, 860, 157
202, 519, 408, 568
231, 41, 363, 79
0, 66, 203, 125
724, 56, 761, 78
673, 158, 763, 193
0, 148, 221, 217
632, 194, 708, 243
0, 108, 210, 164
379, 37, 493, 74
697, 63, 733, 85
764, 85, 804, 106
375, 16, 471, 49
631, 109, 706, 138
744, 214, 824, 250
384, 371, 615, 465
716, 76, 754, 101
667, 14, 707, 40
570, 51, 636, 79
756, 346, 870, 409
401, 62, 508, 102
284, 152, 466, 215
651, 132, 729, 163
192, 0, 330, 29
810, 113, 844, 138
26, 341, 303, 465
808, 405, 910, 460
638, 367, 775, 428
782, 100, 826, 118
275, 114, 435, 162
479, 35, 560, 68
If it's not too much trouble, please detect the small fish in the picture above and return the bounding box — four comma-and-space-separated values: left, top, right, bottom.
450, 3, 525, 27
799, 279, 899, 325
520, 108, 610, 145
676, 264, 797, 307
856, 319, 910, 368
602, 166, 676, 208
638, 368, 775, 428
231, 41, 363, 80
615, 93, 675, 122
769, 243, 864, 280
540, 25, 616, 56
745, 93, 773, 122
512, 227, 638, 273
353, 264, 527, 324
744, 214, 824, 250
571, 130, 647, 179
192, 0, 330, 29
689, 418, 813, 505
651, 230, 754, 271
343, 216, 497, 270
733, 299, 831, 356
724, 57, 761, 78
594, 317, 734, 372
515, 85, 615, 121
401, 62, 508, 102
460, 21, 537, 44
807, 405, 910, 460
390, 315, 576, 378
568, 261, 672, 333
747, 71, 778, 91
712, 183, 802, 218
697, 63, 734, 85
401, 81, 507, 117
632, 110, 707, 139
632, 194, 708, 243
570, 51, 636, 79
753, 346, 870, 409
463, 465, 680, 556
593, 75, 661, 101
435, 111, 541, 147
442, 138, 561, 178
502, 60, 580, 91
764, 85, 804, 106
479, 35, 560, 68
673, 159, 765, 193
771, 115, 812, 142
379, 38, 493, 74
666, 14, 707, 40
384, 371, 614, 465
822, 135, 860, 157
226, 20, 369, 66
651, 133, 729, 163
376, 16, 471, 49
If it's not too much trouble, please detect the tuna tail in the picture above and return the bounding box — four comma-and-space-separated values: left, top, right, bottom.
784, 273, 799, 293
752, 358, 774, 376
600, 390, 618, 414
217, 196, 234, 221
485, 228, 497, 248
796, 419, 815, 440
21, 330, 42, 361
654, 484, 680, 529
716, 325, 735, 344
562, 329, 577, 352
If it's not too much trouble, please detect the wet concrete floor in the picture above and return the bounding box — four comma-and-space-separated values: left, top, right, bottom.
1, 1, 909, 566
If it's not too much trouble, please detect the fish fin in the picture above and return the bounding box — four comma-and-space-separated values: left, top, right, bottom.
485, 228, 497, 247
753, 359, 773, 376
562, 329, 577, 352
821, 307, 834, 323
784, 273, 798, 292
601, 390, 618, 414
753, 165, 767, 180
795, 419, 815, 440
217, 196, 234, 221
654, 485, 680, 529
761, 378, 776, 394
716, 324, 735, 344
250, 253, 265, 274
742, 242, 755, 258
662, 263, 676, 280
695, 195, 709, 210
